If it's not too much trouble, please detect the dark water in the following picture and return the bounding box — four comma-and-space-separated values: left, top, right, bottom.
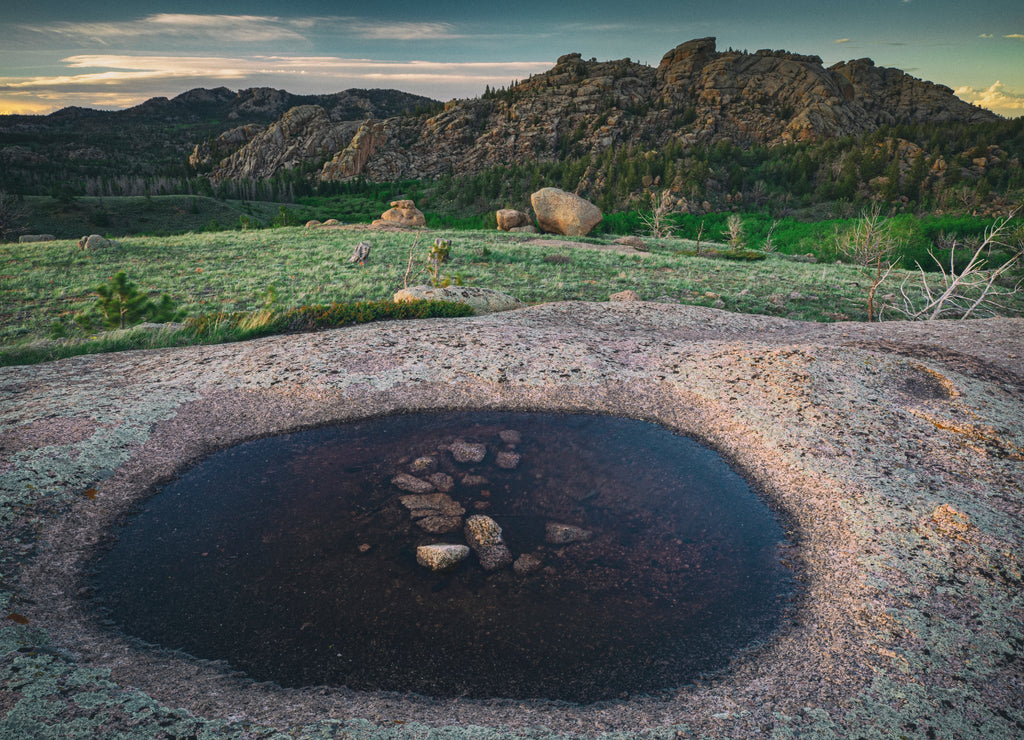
90, 412, 795, 703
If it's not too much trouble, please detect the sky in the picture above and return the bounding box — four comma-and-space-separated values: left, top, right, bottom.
1, 1, 1022, 117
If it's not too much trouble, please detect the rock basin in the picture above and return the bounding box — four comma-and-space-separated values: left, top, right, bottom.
2, 301, 1022, 738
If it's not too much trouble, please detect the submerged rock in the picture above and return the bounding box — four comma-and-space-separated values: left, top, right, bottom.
495, 450, 521, 469
427, 471, 455, 493
513, 552, 544, 576
450, 440, 487, 464
416, 544, 470, 572
465, 514, 513, 570
401, 493, 465, 533
545, 522, 593, 545
392, 473, 434, 493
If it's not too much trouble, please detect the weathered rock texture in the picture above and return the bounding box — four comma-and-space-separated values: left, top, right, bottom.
204, 38, 994, 187
530, 187, 603, 236
2, 302, 1022, 739
495, 209, 530, 231
375, 199, 425, 228
208, 106, 362, 182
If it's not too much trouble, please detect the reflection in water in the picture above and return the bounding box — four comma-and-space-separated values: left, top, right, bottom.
92, 412, 794, 703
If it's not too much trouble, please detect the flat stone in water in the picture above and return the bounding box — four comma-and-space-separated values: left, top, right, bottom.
89, 412, 795, 703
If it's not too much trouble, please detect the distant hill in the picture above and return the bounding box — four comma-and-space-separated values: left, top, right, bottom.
206, 37, 997, 186
1, 39, 1019, 218
0, 87, 438, 195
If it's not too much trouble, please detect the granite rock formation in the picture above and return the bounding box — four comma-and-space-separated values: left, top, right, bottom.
204, 38, 994, 187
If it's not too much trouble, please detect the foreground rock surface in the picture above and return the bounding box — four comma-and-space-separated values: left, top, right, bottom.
2, 301, 1022, 739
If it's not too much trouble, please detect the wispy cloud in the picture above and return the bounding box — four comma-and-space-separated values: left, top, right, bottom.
955, 80, 1024, 116
0, 54, 554, 111
340, 20, 462, 41
17, 14, 463, 45
834, 38, 852, 44
978, 33, 993, 39
1005, 34, 1024, 39
21, 14, 308, 45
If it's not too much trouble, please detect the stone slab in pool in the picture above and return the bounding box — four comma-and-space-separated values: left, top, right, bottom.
90, 412, 795, 703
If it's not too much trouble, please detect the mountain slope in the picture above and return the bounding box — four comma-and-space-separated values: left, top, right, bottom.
205, 38, 995, 188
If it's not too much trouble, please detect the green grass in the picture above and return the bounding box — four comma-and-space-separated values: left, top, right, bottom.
3, 226, 1022, 366
20, 195, 304, 239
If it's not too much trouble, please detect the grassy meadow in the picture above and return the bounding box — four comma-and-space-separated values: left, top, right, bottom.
4, 223, 1022, 367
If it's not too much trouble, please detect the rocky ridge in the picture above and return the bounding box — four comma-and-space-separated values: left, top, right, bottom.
205, 38, 996, 186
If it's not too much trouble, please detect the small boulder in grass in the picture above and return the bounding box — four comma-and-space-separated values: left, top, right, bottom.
610, 289, 641, 302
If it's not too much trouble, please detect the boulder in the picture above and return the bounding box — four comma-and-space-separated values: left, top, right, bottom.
376, 200, 425, 228
610, 290, 641, 302
496, 209, 530, 231
416, 544, 470, 572
77, 234, 120, 250
530, 188, 602, 236
393, 285, 523, 315
465, 514, 513, 571
304, 219, 322, 228
19, 235, 56, 243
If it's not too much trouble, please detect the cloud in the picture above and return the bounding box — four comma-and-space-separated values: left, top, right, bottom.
0, 54, 555, 110
21, 14, 308, 45
978, 33, 993, 39
1005, 34, 1024, 39
17, 14, 463, 45
954, 80, 1024, 116
340, 20, 462, 41
834, 38, 852, 44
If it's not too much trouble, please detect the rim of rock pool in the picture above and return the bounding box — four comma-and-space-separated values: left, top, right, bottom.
19, 381, 864, 734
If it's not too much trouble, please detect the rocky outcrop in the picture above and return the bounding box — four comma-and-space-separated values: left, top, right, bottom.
19, 234, 56, 243
299, 38, 997, 187
209, 106, 362, 181
531, 188, 602, 236
374, 199, 425, 228
393, 285, 524, 315
189, 124, 265, 170
319, 120, 387, 180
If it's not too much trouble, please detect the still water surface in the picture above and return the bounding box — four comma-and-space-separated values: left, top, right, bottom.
92, 412, 794, 702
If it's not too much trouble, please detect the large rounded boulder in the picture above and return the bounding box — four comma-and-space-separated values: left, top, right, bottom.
530, 188, 602, 236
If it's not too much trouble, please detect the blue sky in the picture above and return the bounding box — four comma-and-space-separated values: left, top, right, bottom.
1, 1, 1021, 116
